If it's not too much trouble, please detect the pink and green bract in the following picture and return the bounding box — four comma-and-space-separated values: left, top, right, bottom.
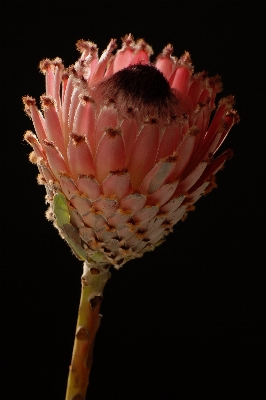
23, 34, 238, 269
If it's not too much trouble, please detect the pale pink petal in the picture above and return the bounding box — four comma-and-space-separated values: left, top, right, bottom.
104, 57, 115, 78
130, 39, 153, 65
156, 58, 173, 79
42, 140, 70, 180
147, 181, 179, 207
68, 88, 80, 134
45, 67, 55, 97
88, 58, 99, 79
102, 172, 131, 200
95, 128, 126, 184
193, 106, 236, 165
24, 131, 44, 159
127, 124, 160, 189
170, 66, 191, 95
203, 127, 225, 160
189, 149, 233, 193
90, 39, 117, 84
105, 239, 122, 252
82, 211, 106, 231
96, 225, 117, 242
77, 175, 102, 201
70, 194, 92, 216
155, 44, 175, 80
133, 205, 159, 227
131, 50, 149, 65
117, 224, 137, 240
67, 134, 96, 181
166, 205, 187, 224
145, 227, 165, 243
139, 158, 177, 195
204, 103, 227, 142
73, 96, 96, 154
126, 233, 143, 248
160, 195, 185, 214
145, 214, 165, 234
167, 133, 196, 181
69, 207, 85, 228
59, 175, 78, 200
132, 240, 148, 253
198, 88, 211, 104
181, 121, 190, 140
113, 48, 134, 72
79, 226, 95, 243
213, 111, 236, 154
93, 197, 118, 218
95, 106, 118, 152
120, 118, 138, 166
107, 209, 132, 229
120, 193, 146, 215
23, 97, 47, 143
175, 162, 208, 195
156, 124, 181, 161
62, 74, 75, 139
39, 163, 55, 183
40, 95, 66, 158
53, 61, 63, 110
187, 77, 204, 108
61, 72, 68, 103
186, 182, 210, 203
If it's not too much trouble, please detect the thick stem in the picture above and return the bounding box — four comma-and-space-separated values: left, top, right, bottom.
65, 261, 111, 400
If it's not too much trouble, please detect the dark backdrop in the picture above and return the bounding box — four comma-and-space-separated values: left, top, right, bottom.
1, 2, 264, 399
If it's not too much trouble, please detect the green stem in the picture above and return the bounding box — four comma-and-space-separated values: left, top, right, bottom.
65, 261, 110, 400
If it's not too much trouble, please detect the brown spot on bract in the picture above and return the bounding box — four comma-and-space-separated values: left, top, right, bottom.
81, 277, 88, 286
181, 213, 188, 221
37, 174, 45, 184
52, 57, 64, 69
90, 296, 102, 308
72, 395, 84, 400
90, 267, 100, 275
39, 58, 52, 73
40, 95, 55, 109
76, 327, 89, 341
29, 151, 37, 164
79, 94, 95, 105
189, 126, 200, 136
22, 95, 36, 107
105, 127, 121, 137
43, 139, 55, 148
62, 70, 69, 80
76, 39, 98, 54
204, 175, 217, 194
70, 133, 85, 146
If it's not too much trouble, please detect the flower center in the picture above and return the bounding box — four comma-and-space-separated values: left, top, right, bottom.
94, 64, 182, 123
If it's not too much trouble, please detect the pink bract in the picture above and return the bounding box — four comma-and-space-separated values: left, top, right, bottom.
23, 34, 238, 268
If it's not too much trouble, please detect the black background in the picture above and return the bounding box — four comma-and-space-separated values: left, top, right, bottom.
2, 2, 265, 399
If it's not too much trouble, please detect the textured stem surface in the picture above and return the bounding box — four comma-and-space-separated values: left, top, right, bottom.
65, 261, 110, 400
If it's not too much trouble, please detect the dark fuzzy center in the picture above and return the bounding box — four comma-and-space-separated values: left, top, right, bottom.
108, 64, 172, 105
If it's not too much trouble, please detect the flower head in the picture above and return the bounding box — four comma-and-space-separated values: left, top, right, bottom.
23, 34, 239, 268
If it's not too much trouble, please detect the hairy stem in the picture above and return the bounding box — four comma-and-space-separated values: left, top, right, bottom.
65, 261, 111, 400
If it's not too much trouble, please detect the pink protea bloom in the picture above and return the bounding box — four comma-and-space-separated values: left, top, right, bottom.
23, 34, 238, 269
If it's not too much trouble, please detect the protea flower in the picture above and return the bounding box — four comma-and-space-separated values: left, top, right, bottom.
23, 34, 238, 400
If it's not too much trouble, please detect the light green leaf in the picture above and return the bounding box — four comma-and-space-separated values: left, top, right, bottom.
53, 192, 70, 227
53, 192, 88, 261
